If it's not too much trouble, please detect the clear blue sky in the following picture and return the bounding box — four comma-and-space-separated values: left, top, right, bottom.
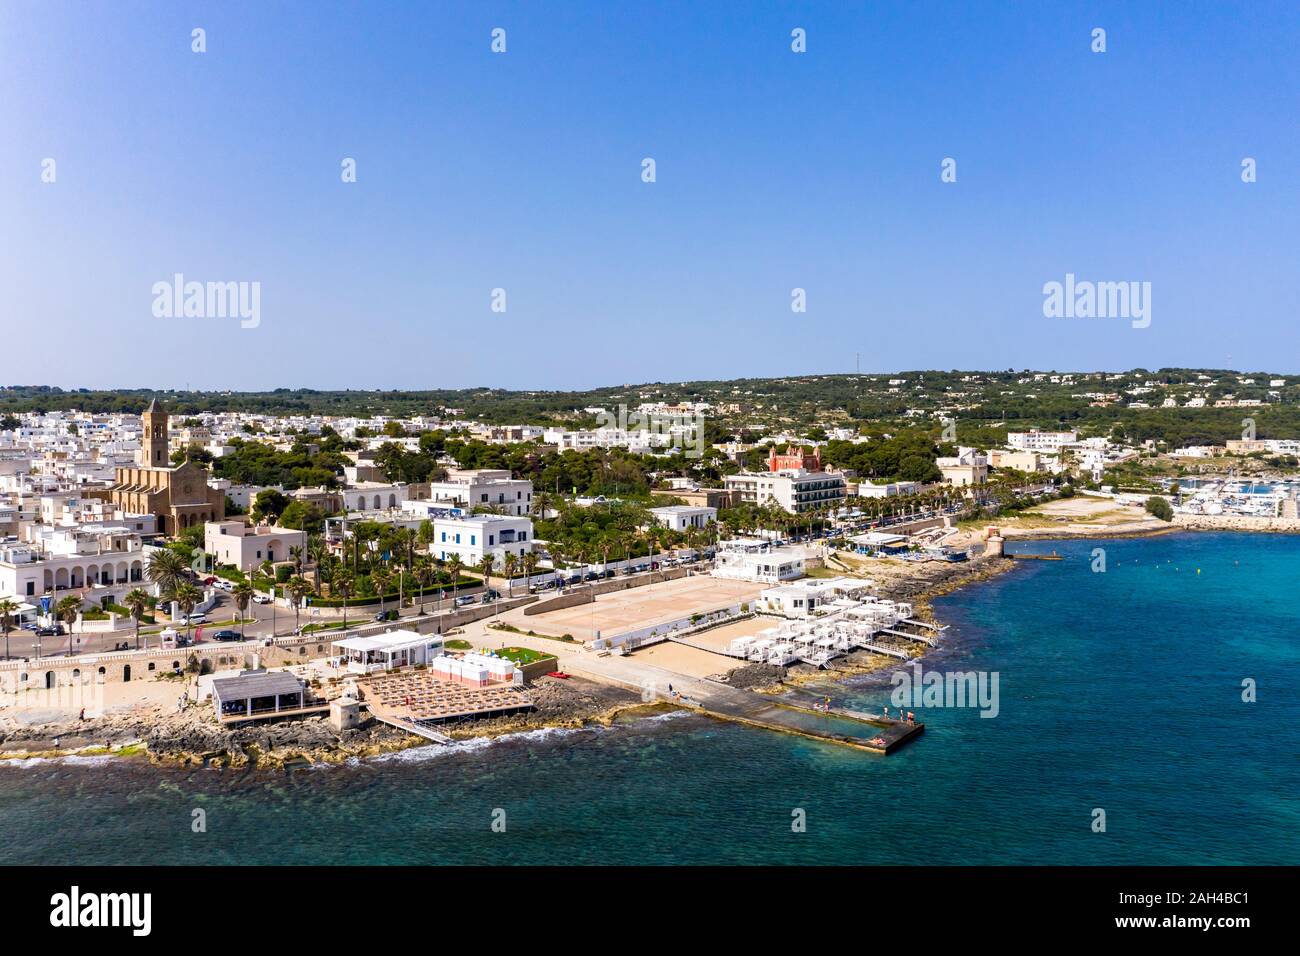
2, 1, 1297, 390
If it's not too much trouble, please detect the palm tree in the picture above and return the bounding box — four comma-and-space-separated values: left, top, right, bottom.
289, 545, 304, 576
146, 548, 187, 598
56, 596, 83, 656
477, 555, 495, 598
502, 553, 517, 597
172, 582, 203, 645
332, 571, 354, 628
371, 568, 391, 618
122, 587, 151, 651
231, 581, 253, 640
521, 552, 539, 592
286, 577, 311, 633
309, 536, 327, 594
445, 555, 464, 608
412, 558, 434, 612
0, 598, 17, 661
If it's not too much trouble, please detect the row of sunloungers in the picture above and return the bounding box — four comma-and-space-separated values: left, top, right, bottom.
363, 673, 531, 722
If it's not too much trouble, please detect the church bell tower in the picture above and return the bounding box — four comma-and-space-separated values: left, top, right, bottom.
140, 398, 170, 469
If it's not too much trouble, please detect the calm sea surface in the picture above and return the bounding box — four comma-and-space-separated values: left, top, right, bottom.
3, 532, 1296, 865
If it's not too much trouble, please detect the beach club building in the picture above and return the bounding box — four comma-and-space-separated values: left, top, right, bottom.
331, 629, 444, 675
711, 539, 806, 584
209, 670, 314, 723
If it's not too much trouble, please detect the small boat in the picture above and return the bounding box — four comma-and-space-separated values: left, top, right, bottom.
546, 671, 571, 679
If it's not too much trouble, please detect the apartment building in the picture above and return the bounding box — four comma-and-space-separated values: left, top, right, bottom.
724, 470, 847, 513
1006, 430, 1078, 453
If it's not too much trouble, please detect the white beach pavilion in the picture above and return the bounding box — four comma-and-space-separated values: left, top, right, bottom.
330, 629, 444, 675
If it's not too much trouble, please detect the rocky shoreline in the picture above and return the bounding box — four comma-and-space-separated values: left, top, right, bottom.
0, 674, 650, 769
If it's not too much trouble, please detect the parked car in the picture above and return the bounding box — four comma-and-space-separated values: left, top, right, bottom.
211, 629, 242, 642
36, 625, 65, 637
252, 594, 271, 604
214, 579, 234, 591
373, 609, 397, 622
455, 595, 476, 607
185, 613, 208, 625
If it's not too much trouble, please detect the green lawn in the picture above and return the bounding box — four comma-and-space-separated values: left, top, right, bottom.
491, 646, 556, 665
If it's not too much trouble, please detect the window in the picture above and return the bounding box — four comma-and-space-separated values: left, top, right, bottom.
488, 535, 494, 545
470, 535, 476, 545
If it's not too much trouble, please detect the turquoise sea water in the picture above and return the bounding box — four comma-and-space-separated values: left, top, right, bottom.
2, 532, 1297, 865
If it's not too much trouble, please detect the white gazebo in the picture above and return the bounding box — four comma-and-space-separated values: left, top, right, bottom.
331, 629, 443, 675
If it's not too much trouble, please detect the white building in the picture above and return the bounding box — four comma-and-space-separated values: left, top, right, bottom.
723, 471, 847, 514
856, 480, 920, 498
426, 469, 533, 517
341, 482, 409, 513
1007, 430, 1077, 453
427, 513, 533, 568
648, 505, 717, 532
204, 520, 306, 571
936, 447, 988, 486
711, 540, 805, 584
758, 577, 871, 618
332, 629, 445, 675
0, 527, 148, 603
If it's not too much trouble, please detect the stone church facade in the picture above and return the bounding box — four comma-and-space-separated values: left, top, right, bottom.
105, 400, 225, 535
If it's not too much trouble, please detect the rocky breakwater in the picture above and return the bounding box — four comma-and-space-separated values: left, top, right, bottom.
1174, 514, 1300, 534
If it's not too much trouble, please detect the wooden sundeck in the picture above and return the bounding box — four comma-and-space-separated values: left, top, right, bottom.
360, 670, 533, 724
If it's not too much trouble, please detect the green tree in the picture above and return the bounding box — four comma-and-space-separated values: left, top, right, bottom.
231, 581, 254, 640
332, 571, 354, 628
146, 548, 188, 596
56, 596, 83, 656
286, 577, 312, 632
371, 568, 391, 618
1145, 496, 1174, 521
445, 554, 464, 607
172, 582, 204, 645
251, 488, 289, 524
122, 587, 151, 651
0, 598, 17, 661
